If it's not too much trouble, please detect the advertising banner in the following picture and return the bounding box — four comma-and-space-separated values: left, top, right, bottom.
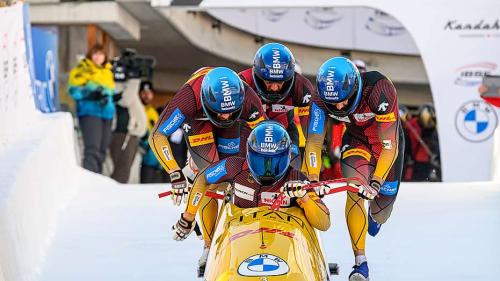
208, 7, 419, 55
32, 26, 59, 113
0, 3, 38, 143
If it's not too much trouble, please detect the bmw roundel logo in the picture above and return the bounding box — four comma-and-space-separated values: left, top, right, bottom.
456, 100, 498, 142
238, 254, 289, 277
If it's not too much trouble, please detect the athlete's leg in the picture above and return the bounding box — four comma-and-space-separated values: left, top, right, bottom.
370, 125, 405, 224
199, 196, 219, 246
341, 145, 375, 254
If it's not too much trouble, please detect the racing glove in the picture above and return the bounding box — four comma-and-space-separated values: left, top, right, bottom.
169, 170, 188, 206
282, 180, 310, 198
172, 214, 195, 241
357, 180, 381, 201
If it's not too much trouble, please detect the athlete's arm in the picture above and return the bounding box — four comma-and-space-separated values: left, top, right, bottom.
297, 192, 331, 231
149, 85, 196, 174
369, 78, 400, 184
183, 158, 237, 220
301, 102, 327, 182
294, 74, 314, 147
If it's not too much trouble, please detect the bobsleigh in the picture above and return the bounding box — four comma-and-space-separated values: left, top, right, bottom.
158, 179, 358, 280
202, 180, 358, 281
204, 203, 331, 281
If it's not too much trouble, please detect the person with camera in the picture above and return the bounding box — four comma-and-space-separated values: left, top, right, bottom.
68, 44, 116, 174
109, 77, 147, 183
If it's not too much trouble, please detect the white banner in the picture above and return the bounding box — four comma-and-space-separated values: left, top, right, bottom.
208, 7, 419, 55
0, 3, 37, 149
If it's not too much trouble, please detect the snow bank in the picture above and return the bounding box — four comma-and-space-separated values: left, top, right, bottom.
0, 113, 81, 281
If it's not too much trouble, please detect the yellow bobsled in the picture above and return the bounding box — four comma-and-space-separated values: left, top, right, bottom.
204, 203, 333, 281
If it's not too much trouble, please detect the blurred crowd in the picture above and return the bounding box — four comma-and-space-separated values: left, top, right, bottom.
0, 0, 16, 7
68, 44, 186, 184
69, 45, 440, 184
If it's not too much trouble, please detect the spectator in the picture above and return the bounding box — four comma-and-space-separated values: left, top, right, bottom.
110, 78, 147, 183
398, 104, 415, 181
68, 44, 116, 173
407, 104, 441, 181
139, 81, 167, 183
353, 59, 367, 73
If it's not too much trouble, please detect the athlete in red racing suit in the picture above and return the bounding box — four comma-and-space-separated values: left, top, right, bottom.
149, 67, 266, 268
239, 43, 314, 168
303, 57, 405, 281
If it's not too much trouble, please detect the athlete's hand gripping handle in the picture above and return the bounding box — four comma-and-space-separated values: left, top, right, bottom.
281, 180, 309, 198
356, 180, 381, 201
169, 170, 188, 206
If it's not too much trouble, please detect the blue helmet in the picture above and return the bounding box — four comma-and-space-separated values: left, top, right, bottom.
201, 67, 245, 128
316, 57, 362, 117
246, 121, 291, 186
253, 43, 296, 103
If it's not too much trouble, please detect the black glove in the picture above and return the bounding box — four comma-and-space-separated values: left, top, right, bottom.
87, 87, 104, 100
112, 92, 123, 102
87, 87, 109, 106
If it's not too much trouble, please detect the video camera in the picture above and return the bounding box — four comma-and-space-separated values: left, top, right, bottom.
111, 48, 156, 82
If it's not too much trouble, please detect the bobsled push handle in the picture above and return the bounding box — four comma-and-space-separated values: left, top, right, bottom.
270, 177, 362, 211
158, 190, 224, 200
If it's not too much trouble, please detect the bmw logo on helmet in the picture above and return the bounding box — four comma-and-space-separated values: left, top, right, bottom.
253, 43, 296, 103
316, 57, 363, 117
201, 67, 245, 128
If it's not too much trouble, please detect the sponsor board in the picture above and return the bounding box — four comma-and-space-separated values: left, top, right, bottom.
455, 100, 498, 142
454, 62, 497, 87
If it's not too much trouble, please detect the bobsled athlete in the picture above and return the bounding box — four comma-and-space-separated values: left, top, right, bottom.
302, 57, 405, 281
172, 121, 331, 245
149, 67, 266, 271
239, 43, 315, 168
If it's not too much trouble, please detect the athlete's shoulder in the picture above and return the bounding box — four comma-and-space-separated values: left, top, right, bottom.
239, 68, 254, 84
364, 72, 398, 116
362, 71, 388, 85
204, 157, 247, 184
292, 72, 315, 106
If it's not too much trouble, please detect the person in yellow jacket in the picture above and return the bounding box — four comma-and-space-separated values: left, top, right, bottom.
139, 81, 170, 183
68, 44, 116, 173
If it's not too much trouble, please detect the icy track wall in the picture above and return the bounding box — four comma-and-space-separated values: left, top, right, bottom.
0, 3, 80, 281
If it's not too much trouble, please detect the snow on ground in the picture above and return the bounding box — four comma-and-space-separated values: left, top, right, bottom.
38, 178, 500, 281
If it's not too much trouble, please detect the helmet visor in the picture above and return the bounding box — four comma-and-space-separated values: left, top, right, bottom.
247, 149, 290, 185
